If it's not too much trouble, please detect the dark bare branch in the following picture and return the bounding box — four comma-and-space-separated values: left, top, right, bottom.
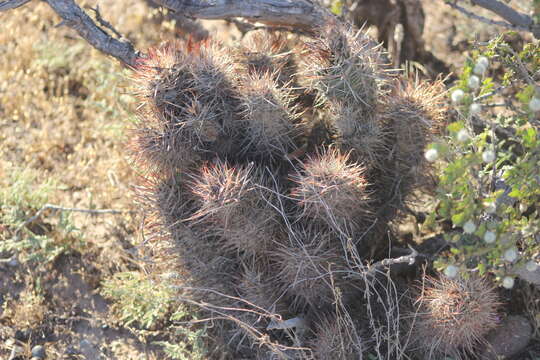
0, 0, 31, 11
44, 0, 140, 66
470, 0, 532, 29
2, 0, 327, 66
447, 1, 526, 31
152, 0, 329, 29
90, 5, 123, 39
447, 0, 540, 38
1, 0, 141, 66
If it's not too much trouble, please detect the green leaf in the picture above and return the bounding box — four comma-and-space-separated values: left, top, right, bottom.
452, 212, 467, 226
516, 84, 535, 104
509, 188, 523, 198
478, 263, 486, 275
521, 127, 537, 149
447, 121, 464, 133
330, 0, 343, 15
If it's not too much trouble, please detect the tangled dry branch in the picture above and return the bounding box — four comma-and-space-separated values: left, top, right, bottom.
0, 0, 330, 66
446, 0, 540, 38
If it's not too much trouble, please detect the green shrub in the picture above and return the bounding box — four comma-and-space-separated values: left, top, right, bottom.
101, 271, 174, 330
427, 35, 540, 287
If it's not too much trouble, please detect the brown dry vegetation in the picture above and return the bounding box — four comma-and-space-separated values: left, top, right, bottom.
0, 1, 184, 358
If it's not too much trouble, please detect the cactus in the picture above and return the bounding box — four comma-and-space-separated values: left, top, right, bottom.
237, 72, 304, 161
309, 314, 364, 360
274, 229, 351, 309
410, 276, 500, 359
237, 30, 296, 85
188, 161, 280, 257
130, 22, 457, 359
131, 41, 241, 172
290, 148, 372, 234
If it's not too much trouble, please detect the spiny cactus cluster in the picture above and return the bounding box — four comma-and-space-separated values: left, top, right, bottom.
410, 276, 500, 360
127, 22, 498, 359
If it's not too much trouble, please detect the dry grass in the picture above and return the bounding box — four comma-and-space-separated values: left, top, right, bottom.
0, 1, 200, 358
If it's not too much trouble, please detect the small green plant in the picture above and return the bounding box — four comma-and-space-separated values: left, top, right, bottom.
102, 272, 208, 359
101, 271, 174, 330
0, 166, 55, 229
330, 0, 344, 16
156, 336, 207, 360
427, 35, 540, 286
0, 213, 83, 264
0, 166, 84, 265
154, 309, 208, 360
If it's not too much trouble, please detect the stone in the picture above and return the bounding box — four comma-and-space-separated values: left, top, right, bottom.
8, 345, 23, 360
514, 263, 540, 286
7, 257, 19, 267
14, 329, 29, 342
31, 344, 46, 359
80, 339, 92, 348
482, 315, 532, 359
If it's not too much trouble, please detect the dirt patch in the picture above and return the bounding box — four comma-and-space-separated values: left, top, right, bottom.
0, 246, 155, 359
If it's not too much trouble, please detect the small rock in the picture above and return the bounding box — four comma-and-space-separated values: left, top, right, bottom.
80, 339, 92, 348
7, 257, 19, 267
514, 263, 540, 286
8, 345, 23, 360
14, 329, 29, 341
65, 345, 80, 355
31, 344, 46, 359
482, 315, 532, 359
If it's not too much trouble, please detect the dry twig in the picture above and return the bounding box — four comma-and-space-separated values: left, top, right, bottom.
152, 0, 328, 29
370, 245, 419, 270
446, 0, 540, 38
0, 0, 30, 11
15, 203, 133, 238
0, 0, 329, 66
